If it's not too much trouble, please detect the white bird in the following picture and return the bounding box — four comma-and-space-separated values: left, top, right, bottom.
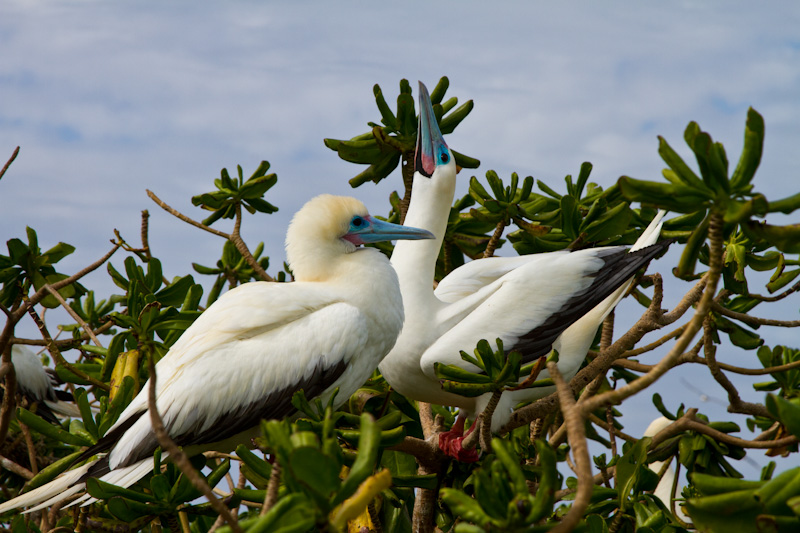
0, 194, 433, 513
378, 82, 669, 460
644, 416, 689, 521
3, 345, 81, 424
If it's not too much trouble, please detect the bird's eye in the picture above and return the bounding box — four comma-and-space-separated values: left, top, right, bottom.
439, 150, 449, 164
351, 216, 365, 227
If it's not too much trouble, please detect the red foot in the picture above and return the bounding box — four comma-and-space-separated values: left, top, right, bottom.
438, 415, 480, 463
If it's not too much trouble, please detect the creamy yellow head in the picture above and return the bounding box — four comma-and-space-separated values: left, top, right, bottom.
285, 194, 370, 281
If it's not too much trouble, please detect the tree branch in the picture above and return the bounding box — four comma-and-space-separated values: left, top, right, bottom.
548, 362, 592, 533
146, 350, 242, 532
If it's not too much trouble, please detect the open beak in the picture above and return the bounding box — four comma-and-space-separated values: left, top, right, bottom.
415, 81, 448, 178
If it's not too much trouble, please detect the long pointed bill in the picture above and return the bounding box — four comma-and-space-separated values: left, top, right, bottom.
345, 216, 434, 244
416, 81, 448, 178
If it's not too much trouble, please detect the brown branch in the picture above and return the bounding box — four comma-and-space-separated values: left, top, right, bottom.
25, 303, 110, 391
418, 403, 436, 440
146, 350, 241, 532
261, 461, 281, 516
649, 409, 799, 450
140, 210, 152, 260
712, 300, 800, 329
147, 190, 273, 282
479, 391, 502, 453
483, 220, 506, 258
19, 421, 39, 475
10, 321, 115, 348
659, 277, 707, 325
146, 190, 229, 238
745, 280, 800, 302
0, 454, 34, 479
44, 285, 103, 348
578, 213, 725, 415
548, 362, 592, 533
554, 465, 617, 501
387, 436, 442, 472
0, 146, 19, 181
600, 311, 615, 351
0, 335, 18, 445
587, 413, 637, 443
702, 317, 771, 418
230, 203, 273, 282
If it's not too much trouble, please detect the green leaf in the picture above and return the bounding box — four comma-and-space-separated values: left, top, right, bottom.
744, 221, 800, 253
17, 408, 93, 446
730, 107, 765, 190
766, 395, 800, 440
289, 446, 340, 501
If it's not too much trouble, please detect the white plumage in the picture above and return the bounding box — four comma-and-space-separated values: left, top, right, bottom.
5, 345, 81, 422
379, 83, 668, 452
0, 194, 433, 513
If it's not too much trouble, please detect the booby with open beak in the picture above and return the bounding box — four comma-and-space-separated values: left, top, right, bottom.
379, 82, 669, 460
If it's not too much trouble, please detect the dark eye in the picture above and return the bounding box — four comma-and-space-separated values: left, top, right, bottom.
351, 216, 364, 227
440, 150, 449, 164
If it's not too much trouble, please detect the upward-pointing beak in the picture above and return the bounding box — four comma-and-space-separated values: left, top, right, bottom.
416, 81, 448, 178
346, 216, 434, 244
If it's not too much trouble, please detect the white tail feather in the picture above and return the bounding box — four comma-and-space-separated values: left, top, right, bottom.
0, 461, 93, 514
631, 210, 666, 252
45, 400, 82, 419
72, 458, 159, 508
591, 209, 667, 322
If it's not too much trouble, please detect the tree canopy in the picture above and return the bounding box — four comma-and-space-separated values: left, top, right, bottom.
2, 77, 800, 532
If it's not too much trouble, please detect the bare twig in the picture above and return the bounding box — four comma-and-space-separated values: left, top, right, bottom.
146, 190, 273, 282
648, 409, 798, 450
146, 190, 228, 238
146, 351, 242, 532
44, 285, 103, 348
711, 301, 800, 329
261, 461, 281, 516
702, 317, 771, 418
600, 311, 615, 350
0, 455, 34, 479
0, 146, 19, 181
25, 302, 110, 391
10, 321, 114, 348
548, 362, 592, 533
483, 220, 506, 258
479, 391, 502, 453
579, 213, 724, 415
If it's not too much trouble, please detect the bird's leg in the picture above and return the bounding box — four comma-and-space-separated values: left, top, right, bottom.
438, 414, 480, 463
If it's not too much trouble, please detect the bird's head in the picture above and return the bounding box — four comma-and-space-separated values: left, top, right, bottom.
286, 194, 433, 280
415, 81, 457, 184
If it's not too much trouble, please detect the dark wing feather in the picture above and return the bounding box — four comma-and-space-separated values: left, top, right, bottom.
81, 357, 348, 479
513, 240, 670, 365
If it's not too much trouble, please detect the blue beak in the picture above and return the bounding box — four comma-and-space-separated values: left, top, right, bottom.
416, 81, 448, 178
345, 216, 434, 245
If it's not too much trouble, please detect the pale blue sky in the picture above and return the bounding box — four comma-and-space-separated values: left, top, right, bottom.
2, 1, 800, 476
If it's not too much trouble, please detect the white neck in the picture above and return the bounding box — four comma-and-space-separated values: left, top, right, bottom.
391, 167, 457, 309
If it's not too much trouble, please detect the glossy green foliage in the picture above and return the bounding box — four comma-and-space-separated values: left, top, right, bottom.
686, 468, 800, 533
507, 163, 655, 255
434, 338, 528, 397
0, 227, 85, 308
5, 80, 800, 533
107, 256, 203, 356
324, 77, 480, 187
193, 240, 273, 306
191, 160, 278, 226
441, 439, 558, 532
